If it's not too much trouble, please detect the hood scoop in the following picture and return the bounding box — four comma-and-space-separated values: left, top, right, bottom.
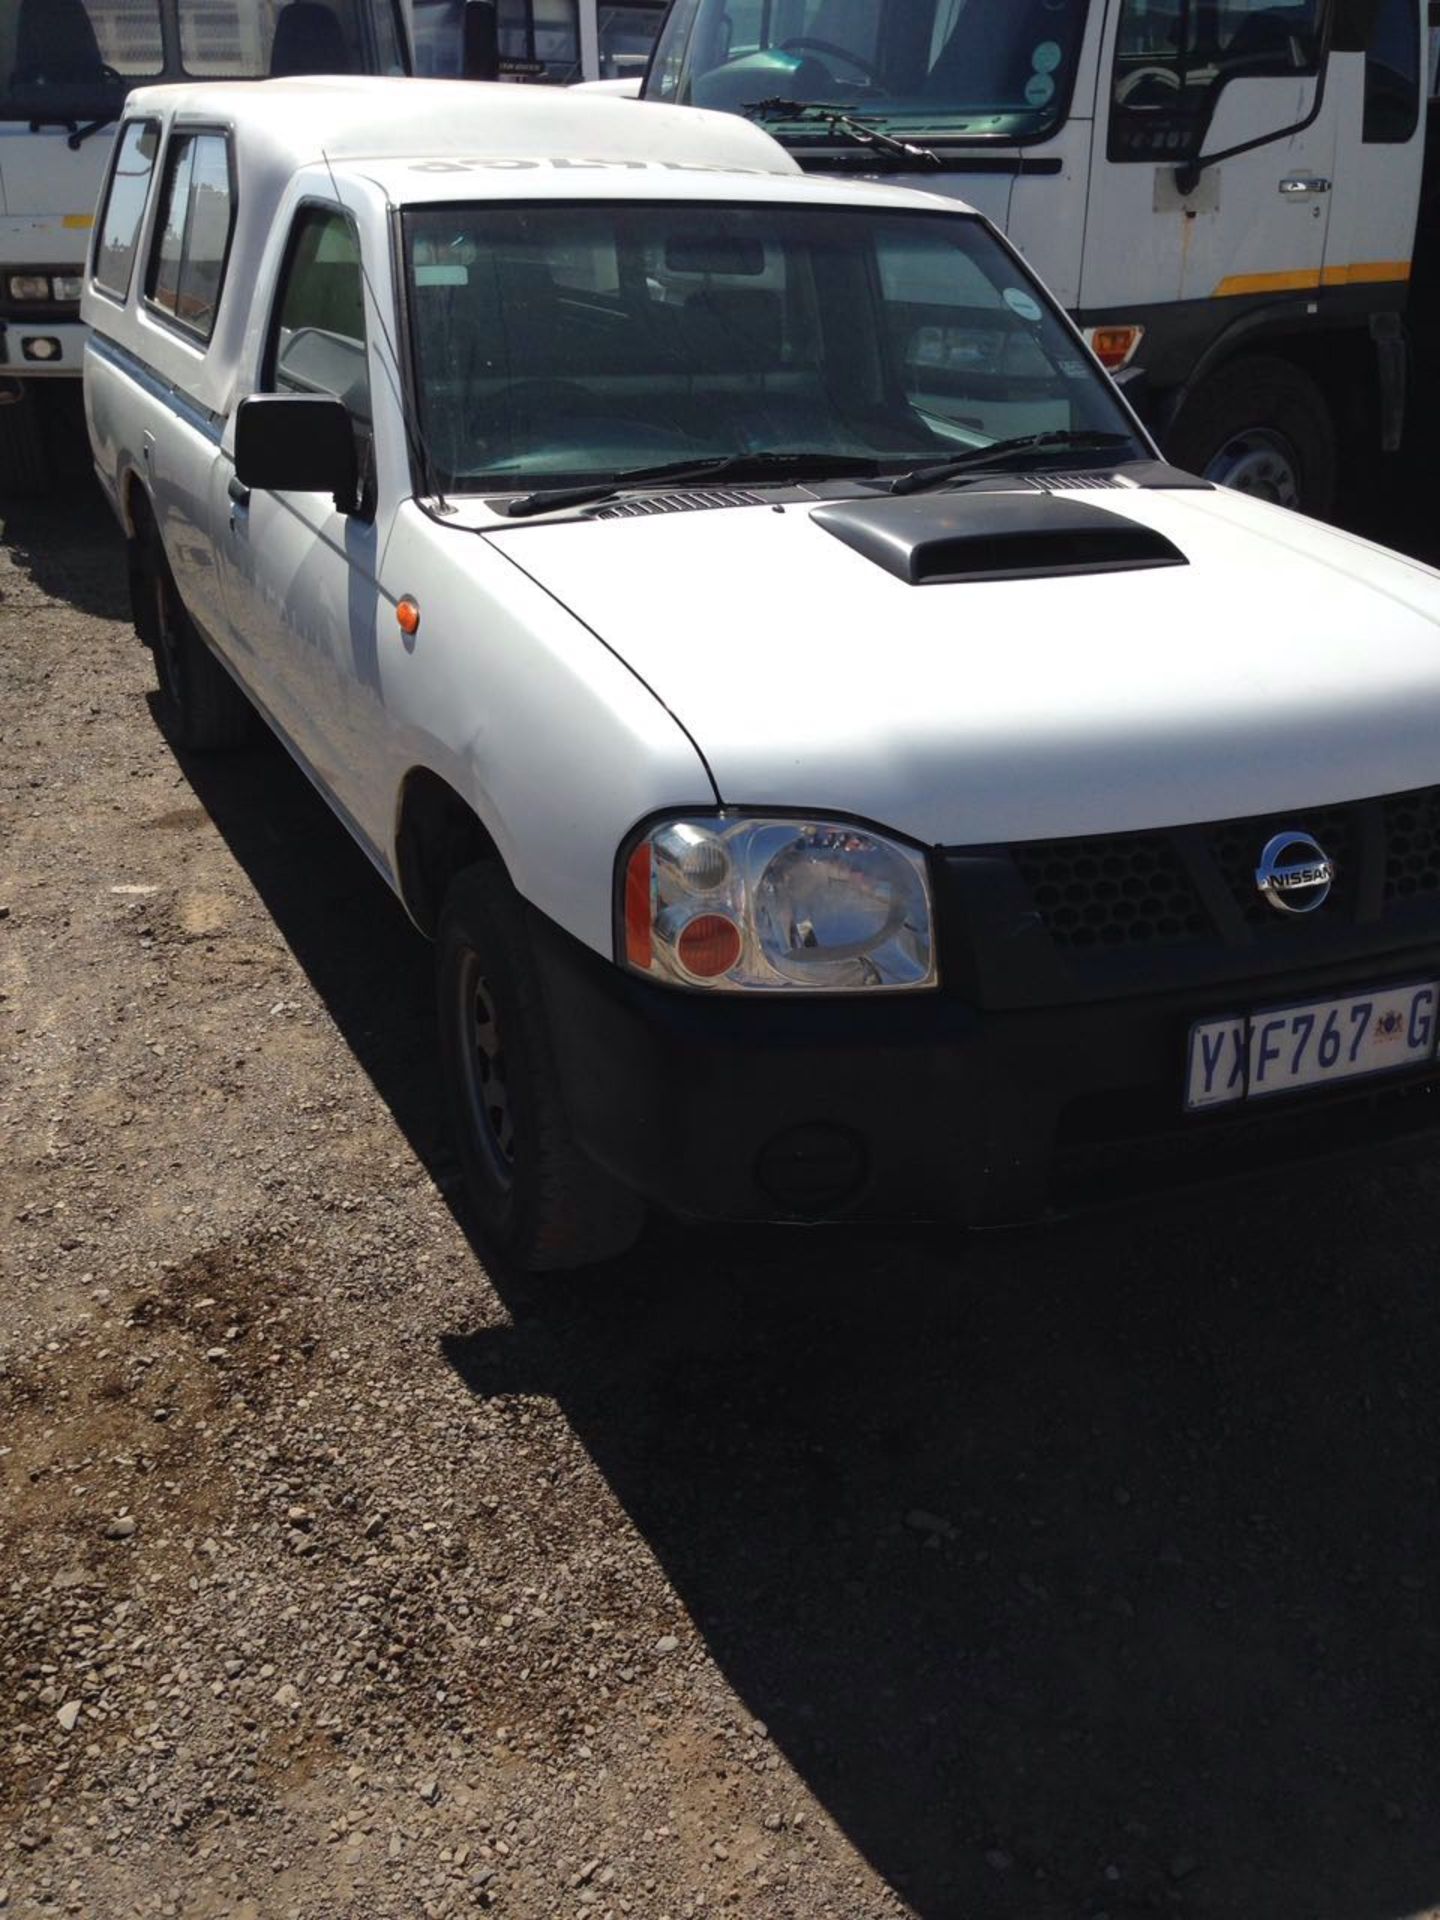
811, 492, 1188, 586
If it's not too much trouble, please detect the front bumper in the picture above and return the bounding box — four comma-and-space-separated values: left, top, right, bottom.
0, 315, 84, 376
527, 904, 1440, 1227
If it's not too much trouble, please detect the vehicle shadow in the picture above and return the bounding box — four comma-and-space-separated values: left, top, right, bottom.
0, 480, 129, 623
173, 722, 1440, 1920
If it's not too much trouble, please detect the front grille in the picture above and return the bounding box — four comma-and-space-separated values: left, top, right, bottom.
592, 487, 766, 519
1013, 832, 1207, 951
1012, 791, 1418, 954
1384, 786, 1440, 902
939, 784, 1440, 1010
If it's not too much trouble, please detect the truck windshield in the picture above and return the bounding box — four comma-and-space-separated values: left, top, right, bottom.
645, 0, 1090, 143
0, 0, 404, 123
403, 200, 1141, 493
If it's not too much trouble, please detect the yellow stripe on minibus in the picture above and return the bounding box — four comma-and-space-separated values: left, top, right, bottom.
1214, 261, 1411, 297
63, 214, 94, 230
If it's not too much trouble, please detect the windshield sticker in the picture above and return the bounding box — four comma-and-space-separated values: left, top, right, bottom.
1004, 287, 1044, 323
1032, 40, 1063, 73
1023, 71, 1056, 107
415, 264, 469, 286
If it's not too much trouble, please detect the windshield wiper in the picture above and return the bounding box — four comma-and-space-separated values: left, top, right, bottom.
743, 97, 942, 167
890, 431, 1137, 496
495, 450, 886, 519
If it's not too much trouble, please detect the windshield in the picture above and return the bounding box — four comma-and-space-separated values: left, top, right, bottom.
402, 201, 1141, 494
646, 0, 1090, 143
0, 0, 403, 122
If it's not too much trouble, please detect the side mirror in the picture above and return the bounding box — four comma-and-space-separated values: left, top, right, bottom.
234, 394, 359, 510
461, 0, 500, 81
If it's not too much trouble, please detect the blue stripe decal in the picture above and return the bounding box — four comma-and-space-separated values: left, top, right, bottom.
86, 331, 223, 445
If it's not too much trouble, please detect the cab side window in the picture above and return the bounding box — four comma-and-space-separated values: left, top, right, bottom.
1109, 0, 1323, 161
1363, 0, 1420, 141
93, 118, 161, 301
146, 130, 235, 340
266, 206, 371, 426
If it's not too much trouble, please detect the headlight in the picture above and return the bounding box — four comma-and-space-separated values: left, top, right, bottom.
620, 815, 936, 992
51, 275, 84, 303
8, 275, 49, 301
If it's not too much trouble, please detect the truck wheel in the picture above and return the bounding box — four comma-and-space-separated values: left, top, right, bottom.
437, 864, 646, 1273
143, 534, 253, 751
1166, 356, 1336, 520
0, 387, 53, 495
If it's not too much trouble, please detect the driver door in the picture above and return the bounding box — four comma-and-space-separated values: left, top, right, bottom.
211, 204, 385, 823
1080, 0, 1338, 314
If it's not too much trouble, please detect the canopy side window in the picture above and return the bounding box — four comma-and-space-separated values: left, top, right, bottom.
144, 128, 235, 343
92, 116, 161, 302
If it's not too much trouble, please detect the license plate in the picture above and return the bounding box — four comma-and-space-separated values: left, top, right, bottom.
1185, 980, 1440, 1112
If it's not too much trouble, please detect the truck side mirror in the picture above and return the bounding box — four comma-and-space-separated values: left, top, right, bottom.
461, 0, 500, 81
234, 394, 359, 511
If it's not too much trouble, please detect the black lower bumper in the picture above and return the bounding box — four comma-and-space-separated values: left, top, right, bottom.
527, 905, 1440, 1227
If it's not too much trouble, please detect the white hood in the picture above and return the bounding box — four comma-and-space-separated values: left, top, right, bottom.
486, 484, 1440, 847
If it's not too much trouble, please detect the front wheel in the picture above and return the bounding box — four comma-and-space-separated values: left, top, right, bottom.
437, 865, 646, 1273
1166, 355, 1337, 520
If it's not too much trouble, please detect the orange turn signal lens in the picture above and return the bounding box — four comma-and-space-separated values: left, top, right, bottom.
1087, 324, 1144, 371
396, 596, 420, 636
676, 913, 742, 980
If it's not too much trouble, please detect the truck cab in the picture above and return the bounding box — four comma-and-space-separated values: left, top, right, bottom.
0, 0, 411, 488
640, 0, 1428, 519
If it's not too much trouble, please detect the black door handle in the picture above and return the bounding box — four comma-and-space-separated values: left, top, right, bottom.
227, 475, 250, 507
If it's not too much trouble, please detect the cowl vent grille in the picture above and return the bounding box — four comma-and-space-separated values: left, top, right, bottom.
1036, 471, 1129, 491
592, 487, 767, 519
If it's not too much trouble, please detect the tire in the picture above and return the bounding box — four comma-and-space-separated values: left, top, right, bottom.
139, 525, 253, 751
1166, 355, 1337, 521
437, 864, 646, 1273
0, 388, 53, 496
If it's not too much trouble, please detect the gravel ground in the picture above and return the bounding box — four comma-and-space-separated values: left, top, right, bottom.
6, 480, 1440, 1920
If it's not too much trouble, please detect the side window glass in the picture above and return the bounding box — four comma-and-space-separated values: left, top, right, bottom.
146, 131, 234, 340
1109, 0, 1322, 161
645, 0, 702, 98
93, 119, 160, 300
1364, 0, 1420, 140
268, 207, 371, 428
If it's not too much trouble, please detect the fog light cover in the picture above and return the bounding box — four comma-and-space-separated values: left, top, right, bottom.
20, 336, 60, 362
622, 815, 936, 992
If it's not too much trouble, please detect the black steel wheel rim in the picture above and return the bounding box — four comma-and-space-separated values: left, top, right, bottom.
456, 951, 516, 1190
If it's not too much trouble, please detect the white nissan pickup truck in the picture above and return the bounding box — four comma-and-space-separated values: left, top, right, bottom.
84, 76, 1440, 1271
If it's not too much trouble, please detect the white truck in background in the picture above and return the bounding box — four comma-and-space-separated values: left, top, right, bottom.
408, 0, 666, 84
639, 0, 1436, 521
0, 0, 411, 491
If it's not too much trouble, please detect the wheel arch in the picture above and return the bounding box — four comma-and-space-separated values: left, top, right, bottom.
1158, 310, 1378, 448
393, 766, 508, 940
